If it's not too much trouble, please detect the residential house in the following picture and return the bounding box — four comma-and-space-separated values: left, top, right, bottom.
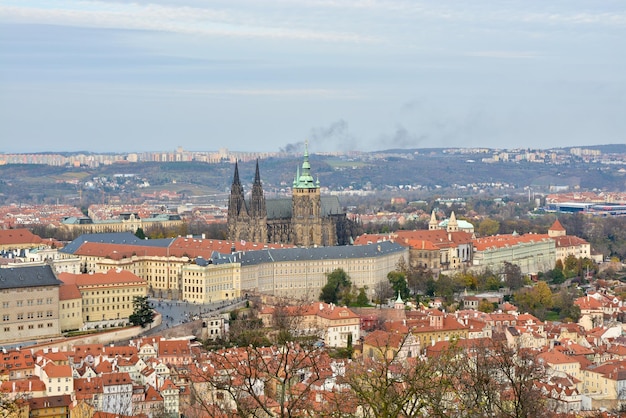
547, 219, 592, 264
101, 372, 134, 416
582, 360, 626, 410
362, 330, 421, 361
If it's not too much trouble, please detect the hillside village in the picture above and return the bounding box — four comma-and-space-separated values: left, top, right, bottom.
1, 212, 626, 416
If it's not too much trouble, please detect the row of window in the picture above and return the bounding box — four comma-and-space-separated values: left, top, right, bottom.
82, 305, 131, 312
3, 311, 54, 321
84, 296, 132, 304
3, 323, 54, 332
2, 298, 54, 308
84, 288, 141, 296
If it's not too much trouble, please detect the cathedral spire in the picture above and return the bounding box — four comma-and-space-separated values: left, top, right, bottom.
250, 159, 266, 218
294, 140, 316, 189
228, 161, 247, 219
254, 159, 261, 185
231, 161, 243, 192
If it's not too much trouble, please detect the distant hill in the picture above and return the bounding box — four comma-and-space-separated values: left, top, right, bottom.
1, 145, 624, 206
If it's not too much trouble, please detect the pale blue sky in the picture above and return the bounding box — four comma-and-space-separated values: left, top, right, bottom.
1, 0, 624, 153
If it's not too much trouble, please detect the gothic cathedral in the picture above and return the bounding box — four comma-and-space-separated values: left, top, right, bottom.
227, 145, 355, 247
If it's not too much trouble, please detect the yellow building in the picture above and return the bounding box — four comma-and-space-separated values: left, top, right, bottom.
409, 310, 469, 348
58, 283, 83, 332
182, 261, 241, 303
0, 265, 62, 345
58, 269, 147, 328
582, 360, 626, 410
60, 213, 183, 234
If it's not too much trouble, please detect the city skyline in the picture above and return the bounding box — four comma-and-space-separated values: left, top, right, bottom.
1, 1, 625, 154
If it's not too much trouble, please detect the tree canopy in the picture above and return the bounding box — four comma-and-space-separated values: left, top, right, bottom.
129, 296, 155, 328
319, 268, 352, 305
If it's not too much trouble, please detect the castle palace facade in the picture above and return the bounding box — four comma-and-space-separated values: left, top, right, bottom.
227, 147, 355, 247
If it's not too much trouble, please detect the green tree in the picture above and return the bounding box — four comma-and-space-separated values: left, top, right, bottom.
129, 296, 155, 328
433, 274, 461, 304
134, 227, 146, 240
553, 288, 582, 323
477, 298, 495, 313
514, 281, 553, 320
477, 218, 500, 237
387, 271, 410, 301
455, 271, 478, 291
356, 287, 370, 307
555, 259, 564, 273
319, 268, 352, 305
544, 267, 565, 284
563, 255, 580, 278
485, 276, 502, 291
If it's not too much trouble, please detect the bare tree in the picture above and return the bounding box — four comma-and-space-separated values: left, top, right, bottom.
453, 339, 549, 418
0, 392, 19, 417
338, 333, 459, 418
188, 300, 335, 417
372, 280, 394, 307
189, 343, 333, 417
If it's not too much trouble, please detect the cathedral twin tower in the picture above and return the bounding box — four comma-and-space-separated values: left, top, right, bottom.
227, 145, 354, 247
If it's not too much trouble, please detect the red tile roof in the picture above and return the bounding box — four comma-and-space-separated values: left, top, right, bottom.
553, 235, 589, 248
364, 330, 406, 349
42, 363, 72, 378
473, 233, 552, 251
59, 269, 145, 286
0, 228, 44, 246
102, 372, 132, 386
0, 376, 46, 393
59, 283, 82, 300
549, 219, 566, 232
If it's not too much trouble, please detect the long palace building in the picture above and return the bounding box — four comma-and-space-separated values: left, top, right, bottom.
59, 232, 407, 302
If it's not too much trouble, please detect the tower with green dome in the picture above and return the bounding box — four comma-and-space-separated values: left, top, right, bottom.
227, 141, 357, 247
291, 140, 324, 247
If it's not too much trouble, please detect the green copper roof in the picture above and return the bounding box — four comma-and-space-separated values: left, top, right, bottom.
293, 140, 318, 189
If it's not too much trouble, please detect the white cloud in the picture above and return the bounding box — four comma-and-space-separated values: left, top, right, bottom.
0, 2, 374, 42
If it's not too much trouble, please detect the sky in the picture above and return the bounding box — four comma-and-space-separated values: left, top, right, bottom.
1, 1, 625, 154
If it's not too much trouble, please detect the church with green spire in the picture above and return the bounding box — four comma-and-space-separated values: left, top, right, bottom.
227, 143, 356, 247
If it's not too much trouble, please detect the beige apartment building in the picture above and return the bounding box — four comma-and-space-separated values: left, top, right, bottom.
181, 261, 240, 303
58, 269, 148, 328
259, 302, 361, 348
0, 265, 62, 345
58, 282, 83, 332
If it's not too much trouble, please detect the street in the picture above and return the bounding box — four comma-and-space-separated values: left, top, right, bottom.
147, 297, 246, 334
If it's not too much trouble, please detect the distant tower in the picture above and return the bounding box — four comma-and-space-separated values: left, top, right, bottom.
248, 159, 268, 242
394, 292, 405, 310
428, 210, 439, 230
292, 141, 323, 246
446, 211, 459, 233
548, 219, 567, 238
227, 161, 250, 242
